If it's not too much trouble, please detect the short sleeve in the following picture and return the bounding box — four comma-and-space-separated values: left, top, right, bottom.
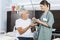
47, 13, 54, 28
15, 20, 20, 28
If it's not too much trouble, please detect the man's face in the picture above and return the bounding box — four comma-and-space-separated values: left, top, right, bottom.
22, 10, 29, 18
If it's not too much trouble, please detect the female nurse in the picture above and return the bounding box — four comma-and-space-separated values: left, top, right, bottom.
33, 0, 54, 40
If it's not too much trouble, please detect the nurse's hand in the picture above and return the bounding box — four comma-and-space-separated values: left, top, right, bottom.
36, 19, 42, 24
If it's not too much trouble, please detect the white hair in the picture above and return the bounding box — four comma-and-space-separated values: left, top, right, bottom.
18, 9, 29, 17
18, 9, 26, 15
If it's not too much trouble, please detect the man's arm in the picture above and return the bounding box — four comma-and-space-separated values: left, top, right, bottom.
16, 25, 30, 35
16, 23, 37, 35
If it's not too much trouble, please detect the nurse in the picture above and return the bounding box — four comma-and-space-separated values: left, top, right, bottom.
33, 0, 54, 40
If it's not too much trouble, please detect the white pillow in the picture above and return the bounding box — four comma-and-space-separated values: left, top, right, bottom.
53, 38, 60, 40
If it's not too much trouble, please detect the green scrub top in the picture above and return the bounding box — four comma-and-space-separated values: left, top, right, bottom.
38, 11, 54, 40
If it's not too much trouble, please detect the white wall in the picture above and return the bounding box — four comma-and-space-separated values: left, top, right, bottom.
0, 0, 12, 32
12, 0, 60, 10
0, 0, 2, 31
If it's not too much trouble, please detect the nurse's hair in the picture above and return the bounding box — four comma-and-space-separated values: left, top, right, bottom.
40, 0, 50, 10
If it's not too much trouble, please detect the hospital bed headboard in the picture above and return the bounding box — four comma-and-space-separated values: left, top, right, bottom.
7, 10, 60, 33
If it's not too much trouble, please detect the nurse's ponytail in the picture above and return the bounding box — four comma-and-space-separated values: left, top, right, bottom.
48, 3, 50, 10
40, 0, 50, 10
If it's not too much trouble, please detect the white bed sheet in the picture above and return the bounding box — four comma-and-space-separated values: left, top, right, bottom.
0, 31, 19, 40
0, 35, 18, 40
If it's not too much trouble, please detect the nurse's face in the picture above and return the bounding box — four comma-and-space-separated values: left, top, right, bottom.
40, 4, 47, 11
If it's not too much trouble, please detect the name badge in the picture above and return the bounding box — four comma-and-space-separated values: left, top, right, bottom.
43, 18, 47, 22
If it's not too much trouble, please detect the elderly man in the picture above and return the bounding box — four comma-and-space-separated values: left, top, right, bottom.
15, 9, 37, 40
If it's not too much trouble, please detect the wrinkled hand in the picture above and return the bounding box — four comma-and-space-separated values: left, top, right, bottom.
30, 23, 37, 27
32, 17, 36, 20
32, 17, 41, 24
32, 17, 37, 23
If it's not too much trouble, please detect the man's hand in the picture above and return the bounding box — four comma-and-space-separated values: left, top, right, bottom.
32, 17, 37, 23
29, 23, 37, 27
30, 22, 37, 32
32, 17, 41, 24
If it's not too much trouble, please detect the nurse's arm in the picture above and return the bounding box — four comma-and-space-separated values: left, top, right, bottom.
38, 20, 49, 27
40, 14, 54, 28
36, 19, 50, 28
37, 14, 54, 28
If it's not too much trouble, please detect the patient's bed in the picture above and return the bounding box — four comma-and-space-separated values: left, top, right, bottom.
0, 31, 19, 40
53, 38, 60, 40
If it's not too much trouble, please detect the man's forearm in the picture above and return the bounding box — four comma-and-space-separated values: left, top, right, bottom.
19, 25, 30, 35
